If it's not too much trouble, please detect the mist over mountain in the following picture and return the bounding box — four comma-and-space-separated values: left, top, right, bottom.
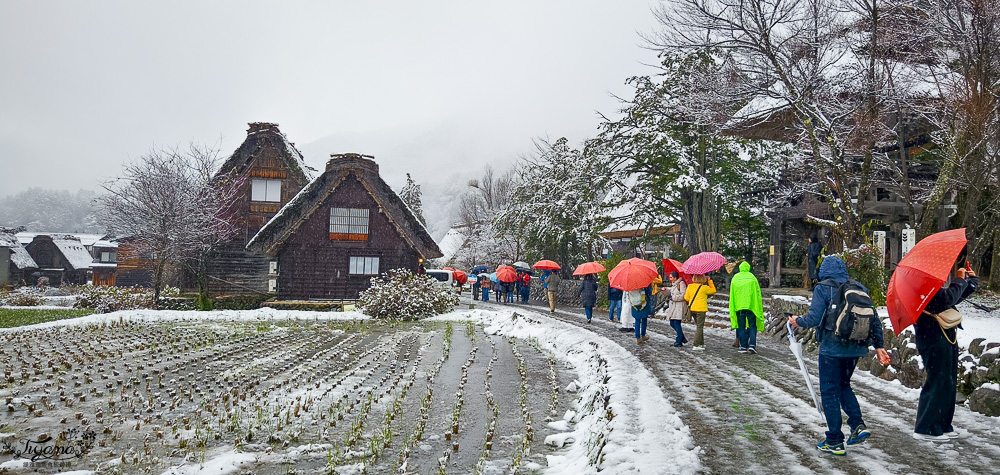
0, 188, 102, 233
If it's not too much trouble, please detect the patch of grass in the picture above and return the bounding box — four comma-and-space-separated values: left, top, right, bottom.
0, 307, 94, 328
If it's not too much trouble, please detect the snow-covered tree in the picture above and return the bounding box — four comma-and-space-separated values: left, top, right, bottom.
99, 144, 241, 302
897, 0, 1000, 288
654, 0, 900, 248
594, 50, 785, 255
498, 138, 609, 265
399, 173, 426, 226
454, 166, 522, 267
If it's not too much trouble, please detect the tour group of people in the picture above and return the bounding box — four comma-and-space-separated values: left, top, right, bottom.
471, 270, 533, 304
465, 247, 979, 457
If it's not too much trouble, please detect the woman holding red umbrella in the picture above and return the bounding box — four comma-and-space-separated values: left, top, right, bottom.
913, 249, 979, 441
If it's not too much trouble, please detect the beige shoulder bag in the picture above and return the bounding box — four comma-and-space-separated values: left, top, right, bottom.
923, 309, 962, 344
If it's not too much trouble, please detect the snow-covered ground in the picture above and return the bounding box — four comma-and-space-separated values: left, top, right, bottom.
3, 300, 999, 474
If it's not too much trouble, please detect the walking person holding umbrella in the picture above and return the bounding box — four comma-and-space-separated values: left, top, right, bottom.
684, 274, 716, 351
573, 262, 605, 323
665, 271, 688, 347
788, 256, 891, 456
885, 228, 978, 441
578, 274, 598, 323
681, 252, 727, 351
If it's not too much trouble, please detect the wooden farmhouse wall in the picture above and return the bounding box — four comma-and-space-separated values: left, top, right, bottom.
275, 175, 420, 300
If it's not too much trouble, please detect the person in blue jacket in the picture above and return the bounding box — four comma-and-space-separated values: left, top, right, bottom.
608, 285, 623, 322
788, 256, 890, 456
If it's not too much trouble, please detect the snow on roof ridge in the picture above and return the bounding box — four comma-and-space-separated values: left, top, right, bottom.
0, 232, 37, 269
47, 234, 97, 270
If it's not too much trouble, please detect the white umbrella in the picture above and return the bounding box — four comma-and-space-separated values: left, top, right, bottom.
512, 261, 531, 269
787, 321, 825, 422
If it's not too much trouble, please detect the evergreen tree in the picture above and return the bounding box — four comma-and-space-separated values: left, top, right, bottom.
594, 51, 784, 255
400, 173, 426, 226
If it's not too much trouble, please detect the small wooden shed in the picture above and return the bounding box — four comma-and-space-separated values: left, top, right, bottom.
247, 154, 442, 300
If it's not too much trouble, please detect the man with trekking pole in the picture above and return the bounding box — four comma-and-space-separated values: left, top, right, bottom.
788, 255, 891, 456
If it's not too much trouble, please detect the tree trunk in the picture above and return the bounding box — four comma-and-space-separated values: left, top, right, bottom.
917, 158, 955, 240
196, 253, 212, 311
988, 227, 1000, 291
152, 257, 166, 305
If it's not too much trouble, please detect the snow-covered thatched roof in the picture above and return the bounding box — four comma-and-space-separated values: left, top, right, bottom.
16, 232, 115, 248
214, 122, 318, 183
0, 231, 37, 270
48, 234, 96, 270
247, 154, 443, 260
435, 226, 467, 265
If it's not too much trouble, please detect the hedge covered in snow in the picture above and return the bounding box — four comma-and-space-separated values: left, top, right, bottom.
0, 288, 44, 307
74, 285, 183, 313
357, 269, 459, 320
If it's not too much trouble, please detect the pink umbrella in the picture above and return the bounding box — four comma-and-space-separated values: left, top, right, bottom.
682, 252, 727, 275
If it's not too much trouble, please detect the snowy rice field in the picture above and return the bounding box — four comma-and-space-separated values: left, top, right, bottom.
0, 307, 695, 474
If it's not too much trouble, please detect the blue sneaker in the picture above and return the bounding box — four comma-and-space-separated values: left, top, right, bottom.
847, 424, 870, 445
816, 440, 846, 456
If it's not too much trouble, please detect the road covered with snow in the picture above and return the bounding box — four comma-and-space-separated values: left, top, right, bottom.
471, 298, 1000, 474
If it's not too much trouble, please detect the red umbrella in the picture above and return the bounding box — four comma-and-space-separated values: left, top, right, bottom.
886, 228, 967, 335
533, 259, 562, 270
573, 262, 606, 276
495, 266, 518, 283
608, 260, 659, 291
626, 258, 658, 273
452, 270, 468, 285
443, 267, 455, 271
682, 252, 727, 275
662, 258, 692, 284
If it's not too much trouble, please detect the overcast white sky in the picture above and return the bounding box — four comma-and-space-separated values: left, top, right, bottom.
0, 0, 661, 228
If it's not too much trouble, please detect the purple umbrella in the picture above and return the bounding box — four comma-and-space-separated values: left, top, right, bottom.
681, 252, 727, 275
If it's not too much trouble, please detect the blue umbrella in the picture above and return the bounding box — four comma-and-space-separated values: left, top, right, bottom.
471, 265, 489, 274
488, 272, 500, 283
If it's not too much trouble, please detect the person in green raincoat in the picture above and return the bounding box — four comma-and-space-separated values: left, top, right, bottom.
729, 261, 765, 354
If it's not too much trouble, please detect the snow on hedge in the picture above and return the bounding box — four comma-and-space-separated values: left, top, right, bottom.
357, 269, 459, 320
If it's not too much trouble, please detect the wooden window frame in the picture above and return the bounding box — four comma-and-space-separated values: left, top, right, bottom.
251, 179, 282, 203
348, 256, 379, 276
329, 208, 370, 241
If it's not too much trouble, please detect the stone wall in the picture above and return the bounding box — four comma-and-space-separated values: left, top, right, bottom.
764, 295, 1000, 416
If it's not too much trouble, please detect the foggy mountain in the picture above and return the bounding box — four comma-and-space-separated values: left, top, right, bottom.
0, 188, 102, 233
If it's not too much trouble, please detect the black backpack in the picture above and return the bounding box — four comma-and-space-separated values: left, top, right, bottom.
818, 279, 876, 345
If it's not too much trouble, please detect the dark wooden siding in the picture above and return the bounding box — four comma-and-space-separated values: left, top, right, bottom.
205, 243, 271, 295
115, 241, 155, 288
205, 136, 309, 295
276, 175, 421, 300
